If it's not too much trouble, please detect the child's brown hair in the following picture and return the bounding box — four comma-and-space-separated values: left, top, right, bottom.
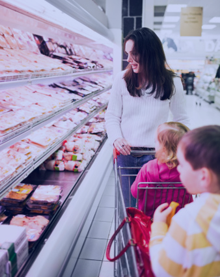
179, 125, 220, 182
156, 122, 189, 168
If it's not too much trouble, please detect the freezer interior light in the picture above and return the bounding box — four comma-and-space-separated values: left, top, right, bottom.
166, 4, 187, 13
164, 16, 180, 23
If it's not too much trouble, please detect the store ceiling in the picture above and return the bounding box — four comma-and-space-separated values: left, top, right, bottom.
154, 0, 220, 36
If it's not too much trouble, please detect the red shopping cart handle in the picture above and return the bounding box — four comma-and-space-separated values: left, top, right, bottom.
113, 147, 120, 161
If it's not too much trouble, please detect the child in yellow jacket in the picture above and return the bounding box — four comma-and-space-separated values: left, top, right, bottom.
150, 125, 220, 277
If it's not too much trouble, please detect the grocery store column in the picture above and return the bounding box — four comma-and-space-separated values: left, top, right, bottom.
106, 0, 122, 76
142, 0, 154, 29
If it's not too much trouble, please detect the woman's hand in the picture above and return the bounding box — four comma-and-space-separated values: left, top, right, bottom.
153, 203, 172, 224
114, 138, 131, 155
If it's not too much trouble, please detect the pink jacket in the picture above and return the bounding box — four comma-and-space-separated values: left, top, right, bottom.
131, 159, 193, 217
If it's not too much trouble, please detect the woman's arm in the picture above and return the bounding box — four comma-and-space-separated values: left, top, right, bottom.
170, 77, 190, 128
105, 72, 124, 146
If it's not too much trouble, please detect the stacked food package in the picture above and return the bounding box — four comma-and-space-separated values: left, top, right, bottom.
42, 108, 107, 173
0, 184, 61, 241
26, 185, 62, 215
10, 214, 49, 242
0, 184, 36, 214
0, 225, 28, 276
0, 91, 110, 186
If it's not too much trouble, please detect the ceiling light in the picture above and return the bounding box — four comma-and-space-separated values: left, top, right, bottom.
166, 4, 187, 13
160, 29, 173, 35
161, 24, 175, 28
164, 16, 180, 23
209, 17, 220, 23
202, 25, 216, 29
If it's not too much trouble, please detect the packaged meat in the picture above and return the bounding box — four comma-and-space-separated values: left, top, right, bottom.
11, 28, 27, 50
64, 161, 81, 172
76, 125, 89, 134
88, 122, 106, 134
0, 163, 15, 183
44, 160, 65, 171
0, 105, 11, 115
1, 184, 36, 204
0, 25, 13, 36
51, 150, 63, 161
63, 141, 84, 153
26, 201, 59, 215
4, 34, 19, 49
10, 215, 49, 242
26, 128, 58, 148
63, 152, 83, 161
53, 119, 77, 130
30, 185, 62, 205
0, 35, 10, 48
0, 225, 26, 251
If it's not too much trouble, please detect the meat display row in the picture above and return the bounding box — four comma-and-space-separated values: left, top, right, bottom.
0, 24, 113, 81
0, 72, 112, 140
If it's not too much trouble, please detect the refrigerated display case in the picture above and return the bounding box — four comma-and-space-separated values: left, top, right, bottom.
0, 1, 115, 276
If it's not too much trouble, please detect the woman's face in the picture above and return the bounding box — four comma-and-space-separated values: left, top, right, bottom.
125, 40, 140, 73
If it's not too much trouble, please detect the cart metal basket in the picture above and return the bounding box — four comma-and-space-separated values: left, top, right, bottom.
112, 148, 191, 277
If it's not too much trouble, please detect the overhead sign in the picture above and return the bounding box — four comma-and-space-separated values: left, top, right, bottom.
180, 7, 203, 36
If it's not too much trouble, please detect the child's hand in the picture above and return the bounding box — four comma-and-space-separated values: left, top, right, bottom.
153, 203, 172, 223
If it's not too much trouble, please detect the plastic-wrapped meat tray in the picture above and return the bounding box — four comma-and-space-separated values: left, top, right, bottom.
0, 120, 32, 145
9, 214, 50, 242
0, 161, 34, 193
29, 185, 62, 206
26, 202, 60, 215
0, 184, 36, 205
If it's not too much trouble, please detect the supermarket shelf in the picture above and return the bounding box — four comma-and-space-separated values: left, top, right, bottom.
15, 136, 108, 277
0, 103, 108, 199
0, 85, 111, 151
0, 68, 113, 90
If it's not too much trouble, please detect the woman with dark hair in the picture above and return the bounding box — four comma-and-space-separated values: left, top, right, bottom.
105, 27, 190, 207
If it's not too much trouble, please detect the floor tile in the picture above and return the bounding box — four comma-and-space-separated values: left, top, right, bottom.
88, 221, 112, 239
99, 195, 115, 208
94, 207, 114, 222
72, 259, 102, 277
103, 185, 115, 196
80, 216, 94, 237
108, 220, 115, 239
80, 238, 107, 260
104, 239, 114, 262
99, 261, 114, 277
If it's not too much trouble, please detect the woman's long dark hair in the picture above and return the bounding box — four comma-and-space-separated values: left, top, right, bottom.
123, 28, 176, 100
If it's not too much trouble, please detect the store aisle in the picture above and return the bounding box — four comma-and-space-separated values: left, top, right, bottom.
66, 95, 219, 277
62, 168, 115, 277
185, 95, 220, 128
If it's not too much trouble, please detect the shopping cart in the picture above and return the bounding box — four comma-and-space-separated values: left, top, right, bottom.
112, 148, 192, 277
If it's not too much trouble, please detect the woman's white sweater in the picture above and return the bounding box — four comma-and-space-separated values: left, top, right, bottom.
105, 70, 190, 148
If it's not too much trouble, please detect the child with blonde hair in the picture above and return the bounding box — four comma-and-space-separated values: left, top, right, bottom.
150, 125, 220, 277
131, 121, 193, 217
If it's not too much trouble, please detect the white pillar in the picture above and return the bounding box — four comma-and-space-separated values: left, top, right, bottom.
106, 0, 122, 75
142, 0, 154, 29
